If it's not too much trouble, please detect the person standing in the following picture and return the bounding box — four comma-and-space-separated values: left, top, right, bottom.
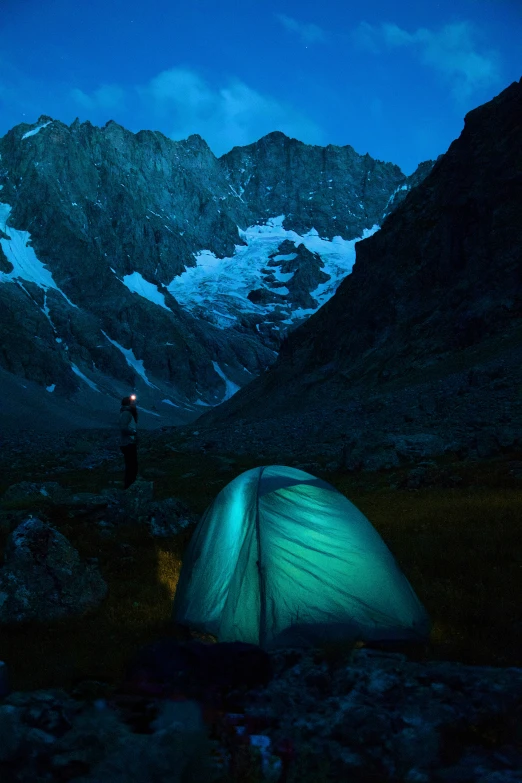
120, 395, 138, 489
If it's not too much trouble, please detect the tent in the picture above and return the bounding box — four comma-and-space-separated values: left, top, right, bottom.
173, 465, 430, 649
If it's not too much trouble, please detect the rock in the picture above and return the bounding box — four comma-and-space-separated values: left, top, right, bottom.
0, 508, 39, 536
363, 448, 401, 471
67, 492, 112, 511
0, 704, 23, 762
0, 649, 521, 781
388, 433, 446, 461
242, 647, 522, 782
0, 517, 108, 623
120, 479, 154, 520
1, 481, 71, 506
76, 711, 213, 783
0, 689, 213, 783
49, 705, 130, 777
146, 498, 197, 538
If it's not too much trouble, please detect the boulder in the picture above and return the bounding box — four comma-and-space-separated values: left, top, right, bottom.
87, 483, 197, 537
0, 518, 107, 623
388, 433, 446, 460
146, 498, 197, 538
66, 493, 112, 511
0, 704, 24, 762
1, 481, 72, 506
120, 479, 155, 523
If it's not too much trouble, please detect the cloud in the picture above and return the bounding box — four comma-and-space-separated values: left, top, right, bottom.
352, 20, 502, 100
3, 62, 322, 155
137, 67, 324, 154
351, 21, 381, 54
71, 84, 126, 110
275, 13, 327, 44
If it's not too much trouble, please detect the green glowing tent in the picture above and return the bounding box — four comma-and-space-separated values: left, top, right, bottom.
173, 465, 430, 649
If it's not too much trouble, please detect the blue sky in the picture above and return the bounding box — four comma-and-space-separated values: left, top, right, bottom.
0, 0, 520, 173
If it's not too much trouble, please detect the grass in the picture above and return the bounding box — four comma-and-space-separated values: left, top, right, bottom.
0, 439, 521, 693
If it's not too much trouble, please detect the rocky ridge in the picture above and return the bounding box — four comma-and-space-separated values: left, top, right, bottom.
0, 646, 520, 782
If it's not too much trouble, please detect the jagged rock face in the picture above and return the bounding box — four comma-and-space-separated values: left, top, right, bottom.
248, 240, 329, 312
0, 116, 433, 428
0, 517, 107, 623
222, 131, 410, 239
196, 79, 522, 458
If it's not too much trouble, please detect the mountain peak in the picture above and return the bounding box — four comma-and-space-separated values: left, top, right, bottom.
262, 130, 290, 141
103, 119, 124, 130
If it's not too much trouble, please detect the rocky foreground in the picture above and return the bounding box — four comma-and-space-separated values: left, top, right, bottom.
0, 464, 521, 782
0, 643, 521, 782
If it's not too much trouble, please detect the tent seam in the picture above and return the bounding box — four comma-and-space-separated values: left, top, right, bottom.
256, 465, 266, 649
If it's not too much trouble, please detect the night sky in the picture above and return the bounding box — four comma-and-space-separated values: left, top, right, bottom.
1, 0, 520, 173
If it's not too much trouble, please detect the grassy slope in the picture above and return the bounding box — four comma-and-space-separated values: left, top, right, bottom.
0, 437, 521, 691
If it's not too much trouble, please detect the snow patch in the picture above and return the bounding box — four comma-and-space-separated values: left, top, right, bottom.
212, 362, 241, 400
119, 270, 170, 311
0, 201, 78, 308
273, 253, 297, 262
383, 182, 409, 213
139, 406, 161, 417
71, 363, 100, 393
21, 121, 52, 140
46, 384, 56, 393
101, 331, 158, 389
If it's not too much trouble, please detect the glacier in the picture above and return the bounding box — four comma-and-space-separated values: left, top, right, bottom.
167, 215, 379, 332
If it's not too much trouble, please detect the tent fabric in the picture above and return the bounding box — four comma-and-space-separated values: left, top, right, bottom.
173, 465, 431, 649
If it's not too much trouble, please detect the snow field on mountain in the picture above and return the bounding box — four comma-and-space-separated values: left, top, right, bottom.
212, 361, 241, 400
117, 270, 170, 310
167, 215, 379, 330
21, 121, 52, 140
0, 201, 78, 308
71, 364, 101, 393
100, 330, 159, 390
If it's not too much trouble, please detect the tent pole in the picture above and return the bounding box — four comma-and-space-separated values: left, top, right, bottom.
256, 466, 267, 649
